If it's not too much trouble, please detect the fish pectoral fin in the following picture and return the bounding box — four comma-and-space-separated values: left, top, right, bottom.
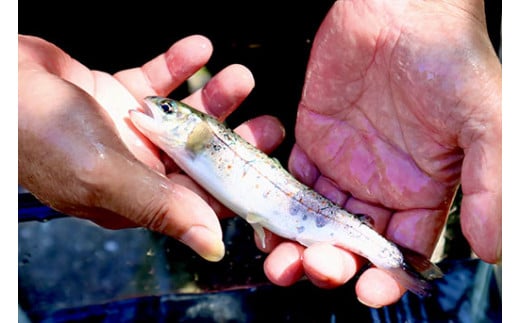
186, 122, 213, 154
245, 213, 263, 224
246, 213, 267, 248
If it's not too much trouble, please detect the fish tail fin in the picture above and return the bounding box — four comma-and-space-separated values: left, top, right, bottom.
385, 245, 444, 297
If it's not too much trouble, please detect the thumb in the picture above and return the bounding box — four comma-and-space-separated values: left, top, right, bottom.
99, 154, 225, 262
459, 119, 501, 263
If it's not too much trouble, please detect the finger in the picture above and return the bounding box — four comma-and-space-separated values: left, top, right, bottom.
97, 155, 225, 262
355, 268, 407, 308
161, 150, 181, 174
183, 64, 255, 120
459, 133, 502, 263
90, 71, 165, 172
313, 175, 348, 206
74, 208, 139, 230
114, 35, 213, 99
166, 173, 235, 219
359, 209, 445, 306
343, 196, 393, 234
386, 209, 448, 257
263, 242, 306, 286
311, 174, 394, 235
301, 243, 362, 289
234, 115, 285, 154
288, 144, 320, 187
235, 114, 286, 247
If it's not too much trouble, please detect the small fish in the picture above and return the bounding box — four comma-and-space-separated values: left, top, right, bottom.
129, 96, 443, 296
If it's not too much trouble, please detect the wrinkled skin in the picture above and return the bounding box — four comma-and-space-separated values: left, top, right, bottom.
261, 0, 501, 307
18, 34, 285, 262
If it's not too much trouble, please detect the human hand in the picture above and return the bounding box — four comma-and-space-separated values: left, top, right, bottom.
18, 34, 284, 262
260, 0, 501, 307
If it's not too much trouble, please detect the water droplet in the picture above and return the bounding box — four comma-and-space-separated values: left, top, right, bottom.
104, 240, 119, 252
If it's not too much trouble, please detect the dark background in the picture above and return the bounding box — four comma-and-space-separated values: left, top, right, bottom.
18, 1, 501, 165
18, 1, 334, 164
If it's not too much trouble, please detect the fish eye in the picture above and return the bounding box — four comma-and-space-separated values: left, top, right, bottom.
160, 102, 173, 114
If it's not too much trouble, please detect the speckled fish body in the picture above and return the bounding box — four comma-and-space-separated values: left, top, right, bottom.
129, 96, 442, 296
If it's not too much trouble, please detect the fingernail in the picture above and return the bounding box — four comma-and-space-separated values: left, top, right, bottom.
180, 226, 225, 262
357, 297, 382, 309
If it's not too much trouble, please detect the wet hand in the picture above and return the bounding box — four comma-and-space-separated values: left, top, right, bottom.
260, 0, 501, 307
18, 34, 284, 262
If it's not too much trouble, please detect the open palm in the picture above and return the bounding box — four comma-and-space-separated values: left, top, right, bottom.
263, 0, 501, 307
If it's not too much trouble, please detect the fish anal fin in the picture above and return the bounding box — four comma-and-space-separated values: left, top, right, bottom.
246, 213, 266, 248
186, 122, 213, 154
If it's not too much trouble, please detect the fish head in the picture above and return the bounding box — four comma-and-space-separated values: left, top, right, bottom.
129, 96, 204, 149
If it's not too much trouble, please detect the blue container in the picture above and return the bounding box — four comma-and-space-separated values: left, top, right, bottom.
19, 193, 501, 322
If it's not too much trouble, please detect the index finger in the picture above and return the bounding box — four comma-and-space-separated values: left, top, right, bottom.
114, 35, 213, 101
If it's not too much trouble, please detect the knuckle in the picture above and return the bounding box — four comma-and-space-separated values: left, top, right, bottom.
140, 199, 171, 233
73, 147, 112, 203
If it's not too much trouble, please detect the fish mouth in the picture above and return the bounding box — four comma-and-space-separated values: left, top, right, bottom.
128, 97, 164, 135
142, 96, 165, 121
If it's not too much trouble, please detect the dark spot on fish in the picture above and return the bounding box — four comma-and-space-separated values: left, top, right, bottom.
378, 247, 394, 259
315, 215, 328, 228
297, 226, 305, 233
289, 203, 299, 216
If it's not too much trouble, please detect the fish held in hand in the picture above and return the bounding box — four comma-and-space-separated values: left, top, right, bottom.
129, 96, 443, 297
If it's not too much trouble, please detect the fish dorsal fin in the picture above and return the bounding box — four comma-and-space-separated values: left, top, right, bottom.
186, 122, 213, 154
354, 213, 375, 229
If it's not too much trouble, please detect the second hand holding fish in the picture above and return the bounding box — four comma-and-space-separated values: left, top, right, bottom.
129, 96, 443, 296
